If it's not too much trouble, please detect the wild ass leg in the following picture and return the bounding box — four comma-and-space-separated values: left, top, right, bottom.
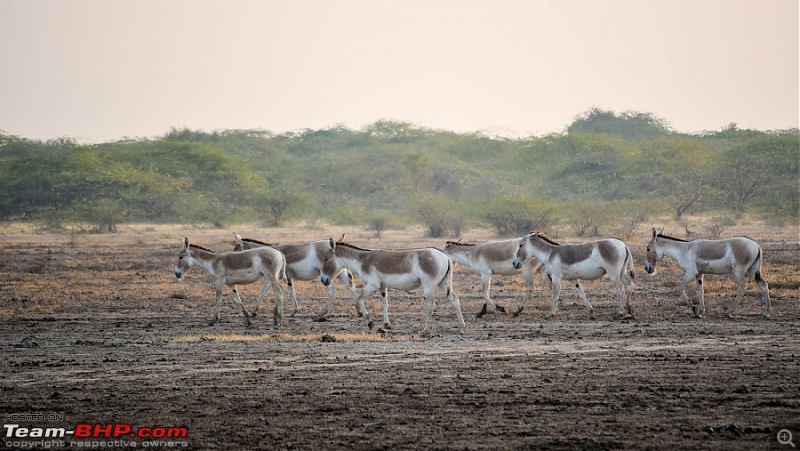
252, 279, 274, 319
609, 275, 629, 319
228, 285, 253, 326
416, 290, 436, 335
724, 270, 748, 319
210, 284, 225, 325
513, 265, 537, 317
476, 272, 504, 317
356, 285, 379, 331
286, 278, 299, 318
622, 272, 635, 316
380, 288, 391, 330
694, 275, 705, 318
757, 275, 771, 319
677, 272, 696, 314
572, 280, 595, 320
312, 281, 337, 322
544, 277, 562, 320
269, 275, 285, 327
342, 270, 368, 317
448, 288, 466, 333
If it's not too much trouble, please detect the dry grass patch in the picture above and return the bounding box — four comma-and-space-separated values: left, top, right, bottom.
176, 331, 388, 343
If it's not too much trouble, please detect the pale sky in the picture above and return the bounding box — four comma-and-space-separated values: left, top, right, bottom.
0, 0, 797, 142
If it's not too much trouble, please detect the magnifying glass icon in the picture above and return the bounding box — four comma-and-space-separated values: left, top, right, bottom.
778, 429, 795, 447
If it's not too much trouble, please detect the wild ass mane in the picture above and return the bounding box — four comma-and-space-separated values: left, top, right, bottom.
530, 233, 560, 246
243, 237, 274, 247
444, 241, 476, 247
655, 233, 688, 242
334, 241, 373, 252
189, 243, 215, 253
335, 241, 437, 252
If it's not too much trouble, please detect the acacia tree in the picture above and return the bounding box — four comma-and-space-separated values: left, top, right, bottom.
712, 135, 796, 218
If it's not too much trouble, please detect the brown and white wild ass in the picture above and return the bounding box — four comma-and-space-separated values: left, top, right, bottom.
233, 233, 364, 321
644, 228, 770, 318
443, 239, 544, 317
320, 239, 466, 334
513, 232, 635, 319
174, 237, 287, 327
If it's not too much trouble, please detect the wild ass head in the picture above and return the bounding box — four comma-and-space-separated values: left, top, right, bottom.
644, 228, 669, 274
319, 238, 340, 287
174, 237, 196, 279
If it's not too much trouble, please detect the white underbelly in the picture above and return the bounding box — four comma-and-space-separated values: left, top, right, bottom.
380, 274, 423, 292
287, 264, 320, 281
697, 261, 732, 275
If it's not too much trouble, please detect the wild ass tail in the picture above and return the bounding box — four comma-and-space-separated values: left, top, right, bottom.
750, 247, 765, 282
624, 245, 636, 282
441, 256, 456, 296
278, 253, 288, 282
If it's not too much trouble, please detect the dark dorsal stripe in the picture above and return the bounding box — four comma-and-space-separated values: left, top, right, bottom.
335, 241, 374, 252
243, 238, 274, 246
656, 233, 688, 242
445, 241, 475, 247
189, 244, 215, 253
532, 234, 560, 246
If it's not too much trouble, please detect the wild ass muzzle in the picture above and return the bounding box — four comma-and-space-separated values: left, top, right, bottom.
644, 228, 770, 318
233, 233, 364, 321
513, 232, 635, 320
174, 237, 287, 327
443, 238, 544, 318
320, 239, 466, 334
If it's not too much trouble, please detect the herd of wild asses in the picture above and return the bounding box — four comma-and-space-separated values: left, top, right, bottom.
173, 229, 771, 332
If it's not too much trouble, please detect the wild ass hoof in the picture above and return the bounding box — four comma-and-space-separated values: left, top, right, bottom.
723, 311, 735, 320
368, 320, 376, 331
512, 308, 523, 318
312, 316, 329, 323
496, 305, 507, 314
475, 304, 488, 318
693, 306, 705, 319
543, 313, 555, 321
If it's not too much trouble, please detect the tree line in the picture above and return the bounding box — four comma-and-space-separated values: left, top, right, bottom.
0, 109, 797, 237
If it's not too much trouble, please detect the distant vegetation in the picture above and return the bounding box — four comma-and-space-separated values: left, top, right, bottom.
1, 108, 797, 237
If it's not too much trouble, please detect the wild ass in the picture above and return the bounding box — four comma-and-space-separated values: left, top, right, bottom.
644, 228, 770, 318
174, 237, 287, 327
233, 233, 364, 321
320, 239, 466, 334
443, 239, 544, 317
513, 232, 635, 319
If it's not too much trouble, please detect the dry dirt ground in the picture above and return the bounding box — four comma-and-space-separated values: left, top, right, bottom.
1, 223, 798, 450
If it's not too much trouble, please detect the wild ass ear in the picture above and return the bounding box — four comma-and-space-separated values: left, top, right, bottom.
338, 233, 346, 243
652, 228, 657, 238
233, 232, 242, 241
328, 238, 336, 251
183, 237, 189, 249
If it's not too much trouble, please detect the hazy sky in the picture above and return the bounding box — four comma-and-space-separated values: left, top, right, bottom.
1, 0, 797, 142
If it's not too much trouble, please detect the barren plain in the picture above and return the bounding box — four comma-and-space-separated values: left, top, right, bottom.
1, 222, 798, 450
